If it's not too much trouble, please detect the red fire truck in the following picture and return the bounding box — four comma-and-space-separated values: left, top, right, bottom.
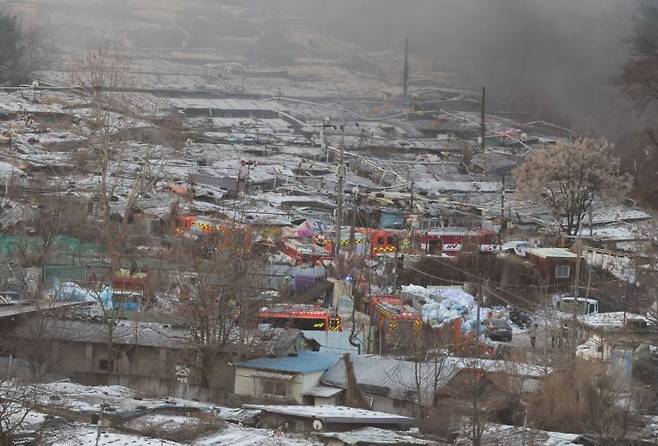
278, 238, 331, 264
322, 229, 400, 258
371, 295, 422, 354
418, 228, 495, 256
259, 304, 342, 332
176, 215, 252, 248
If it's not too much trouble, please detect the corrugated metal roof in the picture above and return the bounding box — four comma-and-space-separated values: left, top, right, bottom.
236, 351, 341, 374
321, 355, 461, 406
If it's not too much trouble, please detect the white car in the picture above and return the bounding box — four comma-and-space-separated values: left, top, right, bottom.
501, 241, 530, 256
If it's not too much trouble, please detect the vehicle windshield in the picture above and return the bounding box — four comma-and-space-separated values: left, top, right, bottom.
492, 320, 509, 327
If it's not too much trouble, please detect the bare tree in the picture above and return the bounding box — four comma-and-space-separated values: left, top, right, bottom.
528, 360, 647, 445
0, 381, 39, 446
513, 137, 630, 236
66, 41, 179, 372
171, 230, 263, 389
409, 328, 450, 420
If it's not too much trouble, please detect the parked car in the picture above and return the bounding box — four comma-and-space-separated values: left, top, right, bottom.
501, 241, 530, 256
486, 318, 513, 342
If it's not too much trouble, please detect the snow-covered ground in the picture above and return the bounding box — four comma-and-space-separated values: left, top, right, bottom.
456, 423, 581, 446
578, 311, 652, 330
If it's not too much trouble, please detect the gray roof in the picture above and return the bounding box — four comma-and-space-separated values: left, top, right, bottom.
12, 317, 318, 357
321, 355, 462, 406
321, 355, 550, 405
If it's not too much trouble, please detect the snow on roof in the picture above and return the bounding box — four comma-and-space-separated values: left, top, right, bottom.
51, 426, 183, 445
236, 351, 341, 374
416, 179, 501, 193
576, 224, 644, 241
314, 427, 438, 445
125, 414, 211, 437
587, 206, 652, 225
527, 248, 577, 259
243, 404, 415, 425
169, 98, 275, 112
33, 381, 260, 423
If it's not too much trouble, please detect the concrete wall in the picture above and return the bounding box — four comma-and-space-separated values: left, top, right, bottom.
15, 339, 235, 403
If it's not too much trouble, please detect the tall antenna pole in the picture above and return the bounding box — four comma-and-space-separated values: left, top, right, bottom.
403, 37, 409, 99
334, 126, 346, 262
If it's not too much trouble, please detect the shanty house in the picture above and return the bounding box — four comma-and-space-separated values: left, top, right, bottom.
321, 355, 550, 417
234, 351, 341, 404
526, 248, 578, 289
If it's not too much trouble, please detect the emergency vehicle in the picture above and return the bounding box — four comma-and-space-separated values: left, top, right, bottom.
371, 295, 422, 354
418, 227, 495, 256
259, 304, 342, 332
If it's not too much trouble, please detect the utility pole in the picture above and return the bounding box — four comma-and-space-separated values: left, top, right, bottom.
403, 37, 409, 99
334, 126, 346, 262
571, 240, 582, 350
500, 174, 506, 234
480, 87, 486, 155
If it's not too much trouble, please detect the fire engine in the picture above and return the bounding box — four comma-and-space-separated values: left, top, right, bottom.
418, 227, 495, 256
278, 238, 331, 264
371, 295, 422, 354
322, 229, 400, 258
259, 304, 342, 332
175, 215, 252, 248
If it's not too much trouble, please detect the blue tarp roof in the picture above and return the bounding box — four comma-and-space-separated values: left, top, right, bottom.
236, 351, 341, 374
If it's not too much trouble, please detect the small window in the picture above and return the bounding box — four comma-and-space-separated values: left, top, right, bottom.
262, 379, 287, 397
555, 265, 571, 279
387, 237, 396, 245
98, 359, 114, 372
376, 237, 385, 245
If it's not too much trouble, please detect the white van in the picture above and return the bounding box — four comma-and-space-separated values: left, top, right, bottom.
557, 297, 599, 315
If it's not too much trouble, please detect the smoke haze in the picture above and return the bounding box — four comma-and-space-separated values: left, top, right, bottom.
10, 0, 646, 136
